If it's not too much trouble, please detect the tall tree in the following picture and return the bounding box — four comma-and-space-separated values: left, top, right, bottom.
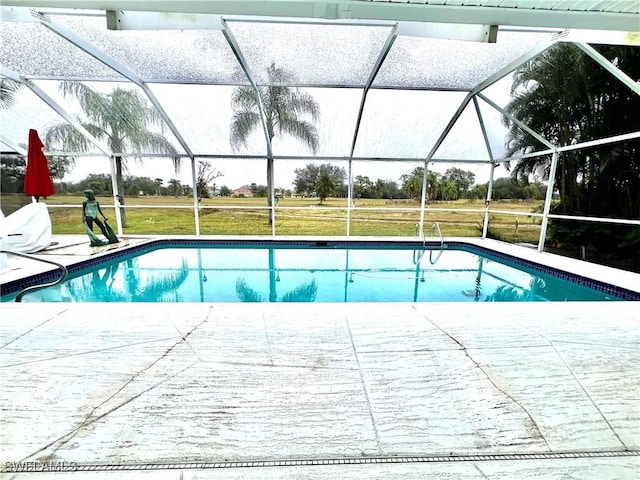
353, 175, 374, 199
0, 154, 26, 193
441, 180, 458, 201
293, 163, 345, 196
168, 178, 182, 197
196, 161, 223, 198
400, 167, 443, 201
374, 179, 400, 200
230, 63, 320, 223
1, 153, 72, 191
401, 168, 423, 200
504, 44, 591, 211
44, 81, 179, 227
442, 167, 475, 199
504, 44, 640, 253
154, 177, 164, 196
315, 172, 336, 203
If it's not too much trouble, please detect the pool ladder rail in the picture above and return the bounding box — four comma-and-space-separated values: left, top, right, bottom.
0, 249, 68, 302
413, 222, 444, 265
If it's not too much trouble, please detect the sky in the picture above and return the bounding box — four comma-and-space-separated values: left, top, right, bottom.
39, 76, 515, 191
2, 78, 514, 192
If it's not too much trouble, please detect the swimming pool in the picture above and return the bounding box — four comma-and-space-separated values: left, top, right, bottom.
3, 240, 636, 302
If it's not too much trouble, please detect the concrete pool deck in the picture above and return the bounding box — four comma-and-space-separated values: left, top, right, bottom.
1, 302, 639, 479
1, 236, 639, 478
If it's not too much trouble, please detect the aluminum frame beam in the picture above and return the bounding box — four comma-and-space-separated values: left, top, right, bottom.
3, 0, 638, 31
470, 37, 558, 95
574, 42, 640, 96
477, 93, 555, 150
473, 95, 496, 239
347, 25, 397, 234
1, 67, 112, 157
106, 10, 496, 43
424, 92, 475, 163
473, 96, 495, 165
0, 134, 27, 155
40, 19, 195, 159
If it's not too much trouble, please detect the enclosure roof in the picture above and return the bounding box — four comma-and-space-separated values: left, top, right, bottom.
1, 1, 638, 166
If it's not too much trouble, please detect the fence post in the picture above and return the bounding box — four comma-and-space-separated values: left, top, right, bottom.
538, 149, 559, 252
482, 163, 495, 239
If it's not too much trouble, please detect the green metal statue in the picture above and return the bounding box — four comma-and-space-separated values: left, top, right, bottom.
82, 190, 119, 246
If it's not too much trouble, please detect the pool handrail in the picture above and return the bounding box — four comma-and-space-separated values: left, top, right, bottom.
429, 222, 444, 264
0, 250, 68, 302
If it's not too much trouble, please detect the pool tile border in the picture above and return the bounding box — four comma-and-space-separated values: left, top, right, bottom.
2, 239, 639, 300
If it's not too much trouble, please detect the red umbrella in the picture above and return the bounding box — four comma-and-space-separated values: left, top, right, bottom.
24, 129, 55, 201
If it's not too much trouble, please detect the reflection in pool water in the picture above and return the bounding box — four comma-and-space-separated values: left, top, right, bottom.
15, 245, 621, 303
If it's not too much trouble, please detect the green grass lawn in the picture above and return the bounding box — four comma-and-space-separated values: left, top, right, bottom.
1, 193, 543, 243
7, 193, 638, 273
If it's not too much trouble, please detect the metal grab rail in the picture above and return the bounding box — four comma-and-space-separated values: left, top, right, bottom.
431, 221, 443, 249
0, 250, 68, 302
429, 222, 444, 265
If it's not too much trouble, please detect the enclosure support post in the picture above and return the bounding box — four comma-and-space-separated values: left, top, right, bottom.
418, 160, 429, 233
538, 149, 559, 252
347, 158, 353, 236
108, 156, 123, 235
482, 163, 495, 239
271, 160, 276, 237
191, 158, 200, 236
346, 27, 396, 237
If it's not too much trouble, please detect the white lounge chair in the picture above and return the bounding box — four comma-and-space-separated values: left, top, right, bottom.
0, 202, 53, 254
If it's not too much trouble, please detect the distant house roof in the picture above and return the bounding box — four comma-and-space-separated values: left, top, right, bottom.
232, 186, 253, 197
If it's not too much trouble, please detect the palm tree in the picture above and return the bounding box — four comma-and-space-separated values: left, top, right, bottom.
315, 172, 335, 204
0, 79, 23, 109
168, 178, 182, 197
44, 81, 179, 227
154, 177, 164, 196
504, 44, 590, 212
441, 180, 458, 201
230, 62, 320, 224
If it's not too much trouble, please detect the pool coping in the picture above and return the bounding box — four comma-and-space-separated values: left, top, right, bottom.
2, 236, 639, 300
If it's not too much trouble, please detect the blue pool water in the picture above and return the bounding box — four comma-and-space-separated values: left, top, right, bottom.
9, 244, 625, 302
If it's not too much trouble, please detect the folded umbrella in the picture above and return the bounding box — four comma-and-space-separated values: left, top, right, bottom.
24, 129, 55, 201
